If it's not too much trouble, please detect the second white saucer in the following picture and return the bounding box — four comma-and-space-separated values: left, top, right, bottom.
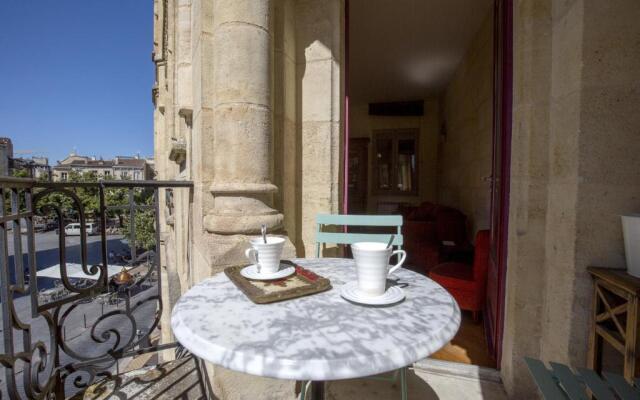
240, 264, 296, 281
340, 281, 405, 306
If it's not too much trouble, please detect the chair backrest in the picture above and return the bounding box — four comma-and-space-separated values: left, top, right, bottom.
315, 214, 403, 257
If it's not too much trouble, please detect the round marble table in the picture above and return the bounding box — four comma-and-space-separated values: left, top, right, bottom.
171, 258, 461, 397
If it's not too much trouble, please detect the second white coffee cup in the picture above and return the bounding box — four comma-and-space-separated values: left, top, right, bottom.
351, 242, 406, 296
245, 236, 285, 274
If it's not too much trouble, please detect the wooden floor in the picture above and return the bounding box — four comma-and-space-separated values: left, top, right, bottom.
431, 311, 496, 368
402, 263, 496, 368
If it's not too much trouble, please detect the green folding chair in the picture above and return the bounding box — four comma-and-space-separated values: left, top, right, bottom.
300, 214, 407, 400
525, 357, 640, 399
315, 214, 403, 257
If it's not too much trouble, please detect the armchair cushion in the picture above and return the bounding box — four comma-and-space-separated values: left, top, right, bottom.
429, 230, 490, 312
429, 262, 474, 290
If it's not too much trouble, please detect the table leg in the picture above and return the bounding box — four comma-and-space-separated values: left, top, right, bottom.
310, 381, 325, 400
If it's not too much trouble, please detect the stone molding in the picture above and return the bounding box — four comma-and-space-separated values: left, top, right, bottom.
209, 182, 278, 194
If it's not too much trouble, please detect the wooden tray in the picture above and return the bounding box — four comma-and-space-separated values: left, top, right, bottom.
224, 260, 332, 304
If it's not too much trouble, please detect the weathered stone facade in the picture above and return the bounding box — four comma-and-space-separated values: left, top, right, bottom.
153, 0, 343, 397
154, 0, 640, 398
502, 0, 640, 397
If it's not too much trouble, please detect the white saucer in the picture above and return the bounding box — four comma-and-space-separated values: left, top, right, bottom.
340, 281, 405, 306
240, 264, 296, 281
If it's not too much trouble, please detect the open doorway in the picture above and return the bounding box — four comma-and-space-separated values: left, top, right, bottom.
346, 0, 512, 369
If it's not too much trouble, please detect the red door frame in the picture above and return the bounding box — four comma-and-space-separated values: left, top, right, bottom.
342, 0, 513, 367
488, 0, 513, 368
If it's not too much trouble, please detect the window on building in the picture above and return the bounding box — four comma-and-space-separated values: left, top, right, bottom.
104, 170, 111, 177
122, 171, 129, 179
61, 172, 68, 181
373, 129, 419, 195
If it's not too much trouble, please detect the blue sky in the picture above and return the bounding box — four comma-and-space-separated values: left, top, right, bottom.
0, 1, 154, 164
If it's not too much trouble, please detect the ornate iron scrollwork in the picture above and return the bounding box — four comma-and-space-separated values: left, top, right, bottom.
0, 178, 192, 399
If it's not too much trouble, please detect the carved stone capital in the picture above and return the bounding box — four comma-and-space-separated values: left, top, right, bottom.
169, 139, 187, 164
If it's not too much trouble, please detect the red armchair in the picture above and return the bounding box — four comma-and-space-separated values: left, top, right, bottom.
429, 230, 490, 321
400, 202, 469, 273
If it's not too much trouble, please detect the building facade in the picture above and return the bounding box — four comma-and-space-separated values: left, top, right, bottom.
153, 1, 640, 399
52, 153, 154, 181
0, 137, 51, 179
11, 156, 51, 180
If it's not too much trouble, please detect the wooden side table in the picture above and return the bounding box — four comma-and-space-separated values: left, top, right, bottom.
588, 267, 640, 382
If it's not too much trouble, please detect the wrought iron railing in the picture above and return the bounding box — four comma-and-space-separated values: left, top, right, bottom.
0, 177, 193, 399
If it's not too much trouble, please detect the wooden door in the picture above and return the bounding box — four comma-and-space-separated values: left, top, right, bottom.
347, 138, 369, 214
486, 0, 513, 368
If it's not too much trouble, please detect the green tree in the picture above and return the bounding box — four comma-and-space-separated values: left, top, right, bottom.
30, 171, 157, 252
103, 174, 129, 221
121, 187, 156, 251
12, 169, 30, 178
123, 209, 156, 251
34, 171, 94, 220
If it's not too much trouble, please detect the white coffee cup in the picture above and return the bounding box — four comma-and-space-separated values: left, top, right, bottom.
245, 236, 285, 274
351, 242, 407, 296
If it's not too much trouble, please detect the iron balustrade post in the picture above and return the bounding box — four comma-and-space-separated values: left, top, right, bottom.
128, 188, 137, 263
10, 189, 24, 288
0, 187, 19, 400
99, 183, 108, 288
153, 188, 163, 323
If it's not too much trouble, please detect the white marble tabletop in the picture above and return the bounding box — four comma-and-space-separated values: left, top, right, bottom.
171, 258, 461, 381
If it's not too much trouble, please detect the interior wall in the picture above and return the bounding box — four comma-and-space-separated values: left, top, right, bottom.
437, 9, 494, 238
349, 99, 439, 213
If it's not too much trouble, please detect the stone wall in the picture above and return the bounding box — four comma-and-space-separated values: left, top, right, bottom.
438, 9, 494, 237
349, 99, 440, 213
154, 0, 343, 397
154, 1, 640, 399
295, 0, 344, 257
503, 0, 640, 397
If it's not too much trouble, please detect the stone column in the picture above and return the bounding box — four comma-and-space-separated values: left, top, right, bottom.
204, 0, 283, 234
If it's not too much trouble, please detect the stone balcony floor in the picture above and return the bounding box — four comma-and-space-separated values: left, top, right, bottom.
327, 363, 508, 400
81, 357, 508, 400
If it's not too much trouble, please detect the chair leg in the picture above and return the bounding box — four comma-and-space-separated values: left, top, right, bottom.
299, 380, 309, 400
400, 367, 408, 400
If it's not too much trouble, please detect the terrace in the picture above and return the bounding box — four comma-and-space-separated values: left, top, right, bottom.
2, 0, 640, 398
0, 177, 511, 399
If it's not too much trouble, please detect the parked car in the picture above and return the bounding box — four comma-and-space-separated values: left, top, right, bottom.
64, 223, 99, 236
33, 221, 47, 232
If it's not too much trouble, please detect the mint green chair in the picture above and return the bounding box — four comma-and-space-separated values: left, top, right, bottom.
315, 214, 403, 257
525, 357, 640, 399
301, 214, 407, 400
